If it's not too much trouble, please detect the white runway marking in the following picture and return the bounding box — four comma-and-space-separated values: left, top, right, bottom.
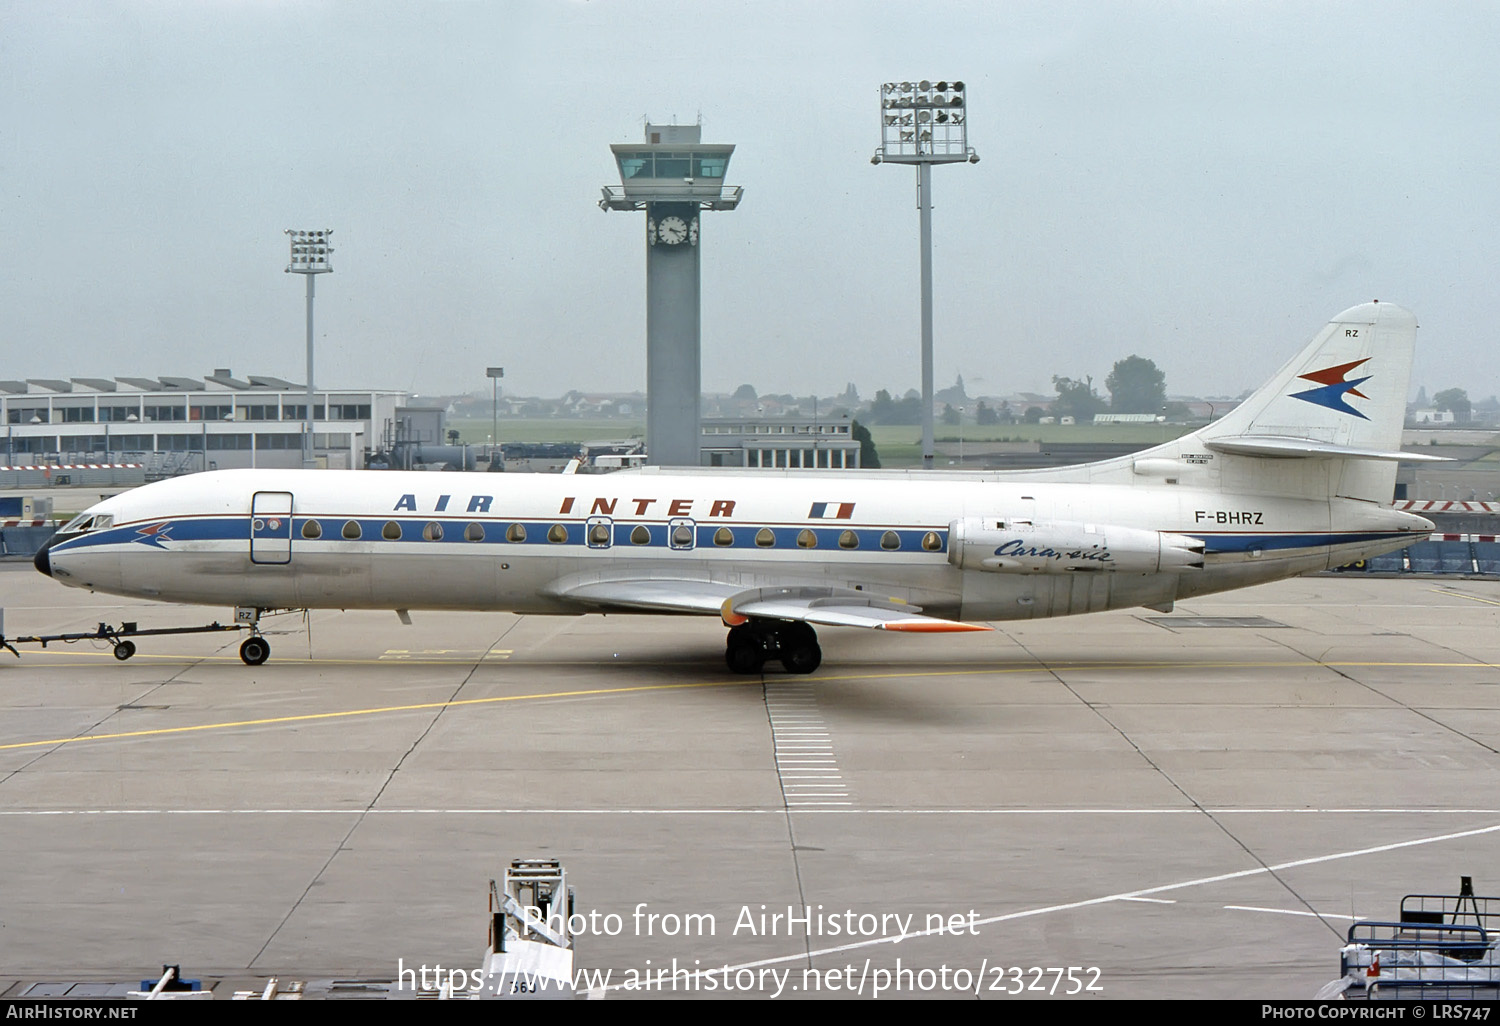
1224, 905, 1366, 921
1, 807, 1497, 816
600, 820, 1500, 989
765, 681, 849, 806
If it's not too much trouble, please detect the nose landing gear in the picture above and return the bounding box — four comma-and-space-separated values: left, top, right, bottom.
725, 620, 822, 676
238, 635, 271, 666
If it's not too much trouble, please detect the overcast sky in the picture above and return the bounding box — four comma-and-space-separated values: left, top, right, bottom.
3, 1, 1496, 404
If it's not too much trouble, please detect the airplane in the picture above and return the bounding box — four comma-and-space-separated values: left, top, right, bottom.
33, 301, 1442, 673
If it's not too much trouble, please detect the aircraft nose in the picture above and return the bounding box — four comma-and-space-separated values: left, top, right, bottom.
33, 536, 54, 577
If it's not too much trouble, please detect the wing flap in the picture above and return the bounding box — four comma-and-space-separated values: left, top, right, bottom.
553, 578, 739, 615
549, 578, 990, 632
732, 598, 990, 632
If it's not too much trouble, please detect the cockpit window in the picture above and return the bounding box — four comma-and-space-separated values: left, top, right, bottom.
60, 513, 113, 534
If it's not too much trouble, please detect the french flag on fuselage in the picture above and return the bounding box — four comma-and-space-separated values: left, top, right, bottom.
808, 502, 855, 520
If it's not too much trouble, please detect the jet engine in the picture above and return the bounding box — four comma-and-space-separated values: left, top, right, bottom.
947, 517, 1205, 574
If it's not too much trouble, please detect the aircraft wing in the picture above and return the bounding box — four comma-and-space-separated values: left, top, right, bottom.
552, 579, 990, 633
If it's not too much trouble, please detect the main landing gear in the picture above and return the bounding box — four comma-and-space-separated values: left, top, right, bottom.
725, 620, 822, 676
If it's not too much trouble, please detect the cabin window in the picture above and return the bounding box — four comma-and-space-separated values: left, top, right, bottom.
714, 527, 734, 547
671, 524, 693, 547
921, 531, 942, 551
505, 523, 526, 543
301, 520, 322, 540
589, 523, 611, 545
422, 522, 443, 541
548, 524, 569, 544
755, 527, 775, 547
880, 531, 901, 550
631, 525, 651, 545
465, 522, 486, 542
838, 530, 859, 549
797, 529, 817, 549
382, 521, 403, 541
342, 520, 362, 540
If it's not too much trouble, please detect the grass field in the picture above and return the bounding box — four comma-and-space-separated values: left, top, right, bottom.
448, 417, 1194, 467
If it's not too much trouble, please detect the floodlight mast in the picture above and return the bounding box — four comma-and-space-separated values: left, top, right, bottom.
285, 229, 334, 468
872, 81, 978, 470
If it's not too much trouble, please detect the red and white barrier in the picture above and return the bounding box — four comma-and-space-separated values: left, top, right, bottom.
0, 463, 144, 472
1393, 500, 1500, 514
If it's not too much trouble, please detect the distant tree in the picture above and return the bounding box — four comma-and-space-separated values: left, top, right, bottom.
975, 400, 998, 426
867, 388, 922, 425
1106, 355, 1167, 414
941, 403, 960, 425
1433, 388, 1471, 421
447, 429, 460, 444
1051, 376, 1107, 422
1023, 406, 1043, 424
733, 384, 758, 401
851, 419, 880, 468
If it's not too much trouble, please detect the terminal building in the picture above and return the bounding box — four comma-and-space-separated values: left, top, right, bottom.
1, 373, 406, 473
700, 418, 863, 468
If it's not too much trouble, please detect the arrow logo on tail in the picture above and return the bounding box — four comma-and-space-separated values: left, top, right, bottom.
1289, 358, 1371, 420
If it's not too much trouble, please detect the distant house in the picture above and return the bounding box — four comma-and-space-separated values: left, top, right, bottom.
1092, 413, 1163, 424
1410, 409, 1456, 425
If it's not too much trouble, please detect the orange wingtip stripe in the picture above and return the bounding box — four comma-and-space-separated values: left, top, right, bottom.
879, 621, 992, 633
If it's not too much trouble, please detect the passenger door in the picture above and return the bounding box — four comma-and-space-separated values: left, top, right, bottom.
250, 491, 294, 565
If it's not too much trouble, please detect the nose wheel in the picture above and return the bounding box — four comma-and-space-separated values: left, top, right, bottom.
724, 620, 821, 675
239, 636, 271, 666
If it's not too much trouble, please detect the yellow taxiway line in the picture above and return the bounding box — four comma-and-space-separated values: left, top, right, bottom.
2, 657, 1497, 753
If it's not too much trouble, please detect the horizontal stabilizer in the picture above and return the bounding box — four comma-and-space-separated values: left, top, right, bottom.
1203, 435, 1453, 462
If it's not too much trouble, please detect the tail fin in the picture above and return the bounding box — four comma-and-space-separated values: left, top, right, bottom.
1200, 300, 1417, 453
1144, 302, 1424, 504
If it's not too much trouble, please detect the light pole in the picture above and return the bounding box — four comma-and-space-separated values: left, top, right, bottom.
487, 366, 504, 468
958, 405, 965, 465
873, 80, 978, 470
285, 229, 333, 468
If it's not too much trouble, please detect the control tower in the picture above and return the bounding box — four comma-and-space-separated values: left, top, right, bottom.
601, 123, 742, 466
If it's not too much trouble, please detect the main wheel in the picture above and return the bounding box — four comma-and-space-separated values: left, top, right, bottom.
725, 626, 765, 675
112, 640, 136, 661
778, 621, 817, 650
776, 622, 821, 675
780, 641, 821, 675
239, 636, 270, 666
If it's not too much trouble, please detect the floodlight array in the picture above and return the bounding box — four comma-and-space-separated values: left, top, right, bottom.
875, 80, 973, 162
286, 229, 334, 273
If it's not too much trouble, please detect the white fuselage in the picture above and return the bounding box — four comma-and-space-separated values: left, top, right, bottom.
41, 466, 1430, 624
